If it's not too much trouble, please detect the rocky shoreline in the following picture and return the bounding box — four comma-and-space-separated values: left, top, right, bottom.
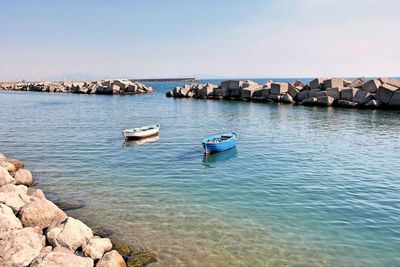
0, 152, 157, 267
166, 77, 400, 109
0, 79, 153, 95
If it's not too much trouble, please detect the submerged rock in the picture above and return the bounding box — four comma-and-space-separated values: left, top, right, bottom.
97, 250, 127, 267
127, 251, 157, 267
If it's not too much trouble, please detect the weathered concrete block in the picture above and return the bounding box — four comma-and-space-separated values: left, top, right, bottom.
240, 88, 257, 99
261, 88, 271, 98
349, 77, 367, 88
308, 89, 323, 98
317, 96, 335, 106
251, 89, 263, 98
293, 80, 304, 87
215, 88, 228, 97
297, 90, 309, 101
362, 79, 381, 93
309, 78, 329, 90
377, 84, 397, 104
323, 78, 344, 89
268, 94, 281, 102
302, 97, 318, 106
270, 83, 289, 95
365, 99, 382, 109
281, 93, 294, 103
337, 100, 358, 108
388, 90, 400, 107
288, 86, 299, 98
228, 89, 241, 98
221, 80, 241, 90
388, 80, 400, 89
340, 88, 358, 101
378, 77, 390, 84
326, 87, 342, 99
352, 90, 374, 105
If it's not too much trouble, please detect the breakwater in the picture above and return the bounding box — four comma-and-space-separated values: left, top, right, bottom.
0, 79, 153, 95
166, 77, 400, 109
0, 152, 156, 267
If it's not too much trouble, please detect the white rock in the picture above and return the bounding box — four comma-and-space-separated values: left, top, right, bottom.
0, 183, 28, 195
0, 227, 45, 266
46, 217, 93, 252
30, 246, 94, 267
15, 168, 34, 186
96, 250, 127, 267
0, 203, 23, 232
83, 236, 113, 260
0, 166, 15, 186
19, 198, 67, 229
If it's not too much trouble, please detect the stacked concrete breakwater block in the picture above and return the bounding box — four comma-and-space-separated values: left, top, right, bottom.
166, 77, 400, 109
0, 79, 153, 95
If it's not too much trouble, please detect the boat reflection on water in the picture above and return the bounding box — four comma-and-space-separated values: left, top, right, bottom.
202, 147, 237, 165
123, 135, 160, 148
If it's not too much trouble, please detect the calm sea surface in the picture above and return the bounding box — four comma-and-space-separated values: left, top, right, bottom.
1, 79, 400, 266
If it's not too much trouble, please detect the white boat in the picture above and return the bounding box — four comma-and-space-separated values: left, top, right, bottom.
122, 123, 160, 140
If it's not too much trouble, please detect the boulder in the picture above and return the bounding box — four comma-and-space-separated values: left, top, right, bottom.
309, 77, 329, 90
288, 85, 299, 98
46, 217, 93, 252
308, 89, 323, 98
0, 160, 16, 172
326, 87, 342, 99
0, 183, 28, 195
340, 88, 358, 101
7, 159, 24, 171
15, 168, 34, 186
388, 90, 400, 107
362, 79, 381, 93
166, 91, 173, 97
377, 84, 397, 104
317, 96, 335, 106
323, 78, 344, 89
270, 82, 289, 95
337, 100, 358, 108
0, 203, 23, 232
27, 187, 46, 199
30, 247, 94, 267
83, 236, 113, 260
353, 90, 374, 105
198, 84, 216, 98
0, 153, 6, 161
0, 166, 15, 186
0, 191, 27, 213
365, 99, 382, 109
281, 93, 294, 103
302, 97, 317, 106
0, 227, 45, 266
19, 198, 67, 229
293, 80, 304, 87
97, 250, 127, 267
112, 85, 121, 94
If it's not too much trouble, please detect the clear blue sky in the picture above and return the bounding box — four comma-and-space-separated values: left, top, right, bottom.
1, 0, 399, 80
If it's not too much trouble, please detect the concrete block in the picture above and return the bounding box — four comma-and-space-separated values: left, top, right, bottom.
352, 90, 374, 105
323, 78, 344, 89
317, 96, 335, 106
377, 84, 397, 104
270, 83, 289, 95
388, 90, 400, 107
326, 87, 342, 99
340, 88, 358, 101
362, 79, 381, 93
309, 78, 329, 90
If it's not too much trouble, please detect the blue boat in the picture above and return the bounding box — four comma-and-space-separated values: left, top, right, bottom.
202, 132, 238, 154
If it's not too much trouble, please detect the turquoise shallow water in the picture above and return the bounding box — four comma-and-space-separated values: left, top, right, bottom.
1, 80, 400, 266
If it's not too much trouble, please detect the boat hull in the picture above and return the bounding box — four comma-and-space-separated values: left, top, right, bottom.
122, 124, 160, 140
202, 132, 238, 154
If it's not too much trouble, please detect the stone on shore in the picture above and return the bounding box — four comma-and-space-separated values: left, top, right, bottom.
83, 236, 113, 260
15, 168, 34, 186
362, 79, 381, 93
97, 250, 127, 267
30, 247, 94, 267
0, 227, 45, 267
302, 97, 317, 106
353, 90, 374, 105
297, 90, 309, 101
0, 183, 28, 195
0, 166, 15, 186
7, 159, 24, 171
288, 85, 299, 98
377, 84, 398, 104
340, 88, 358, 101
270, 82, 289, 95
46, 217, 93, 252
0, 203, 23, 232
0, 191, 27, 213
349, 77, 368, 88
281, 93, 294, 103
19, 198, 67, 229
